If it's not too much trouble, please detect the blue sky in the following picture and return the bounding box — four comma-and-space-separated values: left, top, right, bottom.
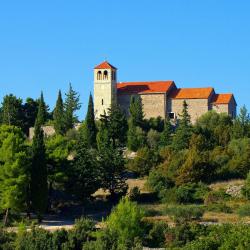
0, 1, 249, 119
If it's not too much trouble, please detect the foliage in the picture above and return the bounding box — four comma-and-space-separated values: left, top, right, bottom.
64, 83, 81, 131
127, 124, 146, 151
165, 205, 205, 223
0, 125, 29, 225
105, 197, 145, 248
129, 95, 144, 127
172, 101, 192, 151
160, 118, 173, 147
31, 101, 48, 220
68, 141, 100, 201
237, 203, 250, 217
128, 186, 141, 201
82, 93, 97, 148
127, 147, 161, 176
53, 90, 65, 135
147, 129, 161, 149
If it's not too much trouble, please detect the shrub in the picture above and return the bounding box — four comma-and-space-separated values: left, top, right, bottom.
206, 203, 233, 214
65, 217, 95, 249
204, 189, 231, 205
165, 205, 205, 223
237, 203, 250, 217
175, 183, 210, 204
146, 168, 174, 196
128, 186, 141, 201
242, 171, 250, 199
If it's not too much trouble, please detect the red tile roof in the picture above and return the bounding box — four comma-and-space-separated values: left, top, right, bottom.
212, 94, 234, 104
170, 87, 214, 99
117, 81, 175, 94
94, 61, 117, 70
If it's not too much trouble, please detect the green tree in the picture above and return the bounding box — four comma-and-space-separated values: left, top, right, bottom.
105, 197, 145, 248
0, 125, 29, 226
31, 102, 48, 221
99, 103, 128, 147
81, 93, 97, 147
129, 95, 144, 127
127, 122, 146, 151
64, 83, 81, 131
172, 101, 192, 150
53, 90, 65, 135
36, 92, 48, 126
1, 94, 23, 128
97, 128, 127, 199
232, 105, 250, 139
160, 118, 173, 147
22, 98, 39, 135
68, 141, 100, 201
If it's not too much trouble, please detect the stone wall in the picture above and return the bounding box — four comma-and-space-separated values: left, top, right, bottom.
140, 93, 166, 119
168, 98, 209, 124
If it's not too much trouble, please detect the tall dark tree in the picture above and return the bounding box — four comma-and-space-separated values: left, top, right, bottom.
82, 94, 97, 147
36, 92, 48, 126
22, 98, 39, 135
68, 141, 100, 201
172, 101, 192, 150
97, 128, 127, 199
53, 90, 65, 135
64, 83, 81, 131
31, 100, 48, 221
1, 94, 23, 128
129, 95, 144, 127
160, 118, 173, 147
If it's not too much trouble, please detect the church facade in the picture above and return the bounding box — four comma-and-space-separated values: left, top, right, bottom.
94, 61, 237, 123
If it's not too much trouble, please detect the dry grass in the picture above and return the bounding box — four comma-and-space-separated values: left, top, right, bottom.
209, 179, 245, 191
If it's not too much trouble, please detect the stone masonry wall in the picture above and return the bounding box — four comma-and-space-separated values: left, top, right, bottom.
169, 98, 209, 124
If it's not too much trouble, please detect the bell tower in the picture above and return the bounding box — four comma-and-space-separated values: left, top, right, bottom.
94, 61, 117, 119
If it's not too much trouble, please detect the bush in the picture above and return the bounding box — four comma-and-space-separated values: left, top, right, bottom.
237, 203, 250, 217
204, 189, 231, 205
165, 205, 205, 223
146, 168, 174, 196
174, 183, 210, 204
206, 203, 233, 214
128, 186, 141, 201
242, 171, 250, 199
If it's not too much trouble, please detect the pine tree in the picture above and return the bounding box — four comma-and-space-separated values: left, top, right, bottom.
53, 90, 65, 135
129, 95, 144, 127
64, 83, 81, 131
0, 125, 29, 226
172, 101, 192, 150
1, 94, 23, 128
82, 94, 97, 147
31, 100, 48, 221
68, 141, 100, 201
160, 118, 173, 147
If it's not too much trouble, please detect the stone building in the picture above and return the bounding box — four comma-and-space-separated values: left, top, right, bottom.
94, 61, 237, 123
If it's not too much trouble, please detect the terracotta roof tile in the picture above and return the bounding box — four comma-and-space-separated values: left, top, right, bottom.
94, 61, 117, 70
117, 81, 175, 94
170, 87, 214, 99
212, 94, 234, 104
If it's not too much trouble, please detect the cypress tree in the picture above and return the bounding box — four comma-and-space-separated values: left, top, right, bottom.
172, 101, 192, 150
129, 95, 144, 127
53, 90, 65, 135
160, 118, 173, 147
31, 99, 48, 221
36, 92, 47, 126
64, 83, 81, 131
82, 94, 97, 147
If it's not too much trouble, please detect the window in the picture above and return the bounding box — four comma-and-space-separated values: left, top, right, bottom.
102, 99, 104, 105
103, 70, 108, 80
168, 112, 175, 119
97, 71, 102, 80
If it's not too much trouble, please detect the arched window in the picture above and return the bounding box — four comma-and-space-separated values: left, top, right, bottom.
101, 99, 104, 105
103, 70, 108, 80
113, 71, 116, 80
97, 71, 102, 80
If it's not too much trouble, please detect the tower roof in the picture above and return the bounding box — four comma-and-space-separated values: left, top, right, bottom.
94, 61, 117, 70
212, 93, 235, 104
117, 81, 175, 94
